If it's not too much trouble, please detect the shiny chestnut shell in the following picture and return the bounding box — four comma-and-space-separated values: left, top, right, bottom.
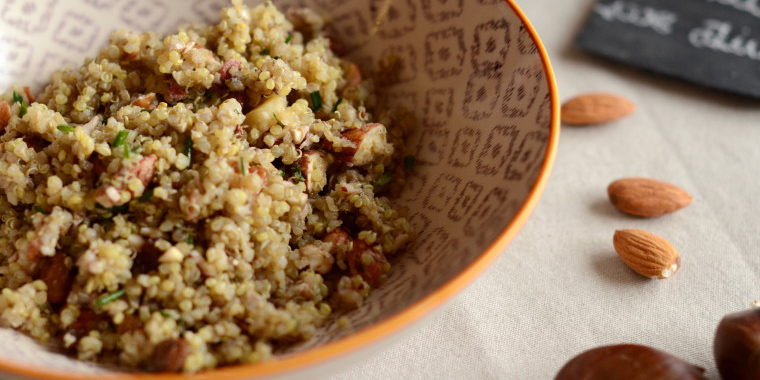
554, 344, 706, 380
714, 308, 760, 380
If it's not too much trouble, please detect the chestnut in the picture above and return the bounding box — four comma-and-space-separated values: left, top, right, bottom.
713, 307, 760, 380
554, 344, 706, 380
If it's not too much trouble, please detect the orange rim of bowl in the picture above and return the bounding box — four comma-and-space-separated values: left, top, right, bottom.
0, 1, 559, 379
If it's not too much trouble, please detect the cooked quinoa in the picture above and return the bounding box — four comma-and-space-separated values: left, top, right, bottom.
0, 0, 414, 372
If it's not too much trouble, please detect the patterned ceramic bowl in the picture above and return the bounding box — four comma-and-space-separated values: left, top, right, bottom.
0, 0, 558, 378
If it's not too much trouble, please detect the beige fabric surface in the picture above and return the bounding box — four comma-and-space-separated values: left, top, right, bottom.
330, 1, 760, 379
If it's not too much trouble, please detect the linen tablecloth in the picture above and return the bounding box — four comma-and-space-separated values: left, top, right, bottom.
330, 1, 760, 378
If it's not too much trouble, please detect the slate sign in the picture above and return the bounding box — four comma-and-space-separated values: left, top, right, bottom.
575, 0, 760, 98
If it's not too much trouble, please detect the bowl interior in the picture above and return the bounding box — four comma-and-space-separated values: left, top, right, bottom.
0, 0, 554, 375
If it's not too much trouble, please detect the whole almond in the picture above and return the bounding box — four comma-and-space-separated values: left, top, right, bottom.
561, 93, 635, 125
613, 229, 680, 279
608, 178, 692, 218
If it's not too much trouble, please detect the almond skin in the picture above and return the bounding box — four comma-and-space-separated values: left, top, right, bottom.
561, 93, 635, 125
613, 229, 680, 279
608, 178, 692, 218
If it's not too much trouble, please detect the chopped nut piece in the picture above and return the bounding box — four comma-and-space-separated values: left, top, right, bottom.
325, 123, 393, 166
0, 101, 11, 131
297, 150, 331, 193
95, 154, 158, 207
130, 93, 156, 109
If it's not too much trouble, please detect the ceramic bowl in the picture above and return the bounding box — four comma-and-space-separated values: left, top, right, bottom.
0, 0, 558, 378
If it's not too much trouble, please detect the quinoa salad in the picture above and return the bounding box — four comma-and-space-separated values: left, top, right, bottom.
0, 0, 415, 372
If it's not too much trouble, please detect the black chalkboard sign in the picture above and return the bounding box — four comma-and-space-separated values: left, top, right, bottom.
576, 0, 760, 98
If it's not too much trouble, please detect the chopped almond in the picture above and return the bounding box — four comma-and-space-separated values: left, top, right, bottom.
130, 93, 156, 108
297, 150, 330, 193
327, 123, 392, 166
23, 86, 35, 103
0, 101, 11, 131
166, 86, 186, 102
94, 154, 158, 207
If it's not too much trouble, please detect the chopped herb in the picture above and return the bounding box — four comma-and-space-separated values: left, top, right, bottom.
203, 91, 215, 99
12, 90, 26, 117
96, 289, 125, 307
292, 164, 305, 182
280, 171, 287, 178
186, 236, 194, 245
159, 309, 173, 318
12, 90, 23, 105
123, 144, 130, 159
273, 56, 280, 60
141, 108, 152, 113
32, 205, 47, 214
373, 172, 392, 187
285, 34, 292, 44
112, 130, 128, 147
184, 135, 192, 161
179, 319, 186, 330
101, 118, 108, 125
240, 156, 247, 176
404, 155, 415, 172
332, 97, 343, 113
138, 187, 154, 202
56, 124, 75, 133
273, 113, 284, 127
310, 91, 322, 111
259, 48, 270, 56
96, 203, 129, 213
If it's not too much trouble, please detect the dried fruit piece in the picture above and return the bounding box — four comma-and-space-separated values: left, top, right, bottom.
149, 338, 190, 372
608, 177, 693, 218
561, 93, 635, 125
613, 229, 680, 279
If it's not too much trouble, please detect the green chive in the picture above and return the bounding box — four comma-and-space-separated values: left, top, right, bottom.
186, 236, 194, 245
96, 289, 125, 307
404, 155, 415, 172
292, 165, 305, 182
95, 203, 129, 213
123, 144, 130, 159
259, 48, 270, 56
332, 98, 343, 113
141, 108, 152, 113
310, 91, 322, 111
279, 171, 287, 178
138, 187, 154, 202
57, 124, 75, 133
273, 113, 284, 127
159, 309, 173, 318
18, 103, 26, 118
373, 172, 392, 187
285, 34, 292, 44
12, 90, 23, 104
112, 130, 128, 147
32, 206, 47, 214
101, 118, 108, 125
184, 135, 192, 161
240, 156, 247, 176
